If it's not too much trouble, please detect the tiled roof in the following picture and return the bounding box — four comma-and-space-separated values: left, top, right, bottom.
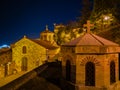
63, 33, 119, 46
0, 48, 11, 54
30, 39, 58, 50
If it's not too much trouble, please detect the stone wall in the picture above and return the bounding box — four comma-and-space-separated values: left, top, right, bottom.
0, 48, 12, 65
0, 48, 12, 78
0, 65, 5, 78
12, 37, 47, 72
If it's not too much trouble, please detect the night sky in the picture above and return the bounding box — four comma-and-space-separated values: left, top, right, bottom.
0, 0, 82, 47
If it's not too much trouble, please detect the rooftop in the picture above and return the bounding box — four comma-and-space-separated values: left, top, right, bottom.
63, 33, 119, 46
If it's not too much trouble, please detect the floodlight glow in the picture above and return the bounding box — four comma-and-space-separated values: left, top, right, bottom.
104, 16, 110, 21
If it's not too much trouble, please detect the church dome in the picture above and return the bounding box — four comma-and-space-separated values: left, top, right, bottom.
40, 25, 55, 43
41, 25, 53, 34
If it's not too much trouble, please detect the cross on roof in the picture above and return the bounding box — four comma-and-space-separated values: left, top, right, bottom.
83, 20, 94, 33
46, 25, 48, 31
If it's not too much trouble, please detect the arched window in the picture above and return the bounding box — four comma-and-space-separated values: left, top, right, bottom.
110, 61, 116, 84
85, 62, 95, 86
21, 57, 28, 71
66, 60, 71, 81
22, 46, 26, 54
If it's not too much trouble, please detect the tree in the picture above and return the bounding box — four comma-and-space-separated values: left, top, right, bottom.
77, 0, 93, 27
90, 0, 120, 33
54, 0, 93, 45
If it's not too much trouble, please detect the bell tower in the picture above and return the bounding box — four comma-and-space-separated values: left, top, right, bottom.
40, 25, 54, 43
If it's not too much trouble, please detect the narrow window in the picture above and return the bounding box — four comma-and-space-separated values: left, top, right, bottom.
110, 61, 116, 84
119, 53, 120, 80
22, 46, 26, 54
21, 57, 28, 71
41, 36, 43, 40
66, 60, 71, 81
44, 35, 47, 41
85, 62, 95, 86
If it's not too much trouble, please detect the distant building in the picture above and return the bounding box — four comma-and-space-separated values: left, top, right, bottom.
0, 48, 14, 77
61, 20, 120, 90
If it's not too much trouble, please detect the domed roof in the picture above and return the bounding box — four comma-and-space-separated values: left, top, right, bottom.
41, 25, 53, 33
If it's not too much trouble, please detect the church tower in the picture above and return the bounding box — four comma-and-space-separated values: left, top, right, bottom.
40, 25, 54, 44
61, 20, 120, 90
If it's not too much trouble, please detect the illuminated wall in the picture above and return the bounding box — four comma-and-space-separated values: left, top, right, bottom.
12, 37, 47, 72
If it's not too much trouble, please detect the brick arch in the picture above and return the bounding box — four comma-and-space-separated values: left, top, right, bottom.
63, 54, 74, 65
63, 54, 73, 81
80, 56, 100, 66
107, 59, 116, 65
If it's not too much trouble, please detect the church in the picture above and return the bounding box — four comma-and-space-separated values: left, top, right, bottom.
0, 25, 60, 76
11, 25, 60, 72
61, 20, 120, 90
0, 20, 120, 90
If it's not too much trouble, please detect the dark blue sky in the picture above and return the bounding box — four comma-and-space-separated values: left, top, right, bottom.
0, 0, 82, 46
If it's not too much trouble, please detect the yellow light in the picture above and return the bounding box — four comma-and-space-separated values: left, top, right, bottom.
104, 16, 110, 21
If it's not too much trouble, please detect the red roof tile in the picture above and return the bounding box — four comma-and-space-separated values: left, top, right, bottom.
63, 33, 119, 46
30, 39, 58, 50
0, 48, 11, 54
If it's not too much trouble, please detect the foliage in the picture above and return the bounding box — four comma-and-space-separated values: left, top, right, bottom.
54, 0, 93, 45
54, 0, 120, 45
91, 0, 120, 43
77, 0, 93, 27
54, 24, 82, 45
90, 0, 120, 32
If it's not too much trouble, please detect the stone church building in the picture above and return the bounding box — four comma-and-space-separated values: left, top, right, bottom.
0, 26, 59, 77
61, 21, 120, 90
11, 25, 59, 72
